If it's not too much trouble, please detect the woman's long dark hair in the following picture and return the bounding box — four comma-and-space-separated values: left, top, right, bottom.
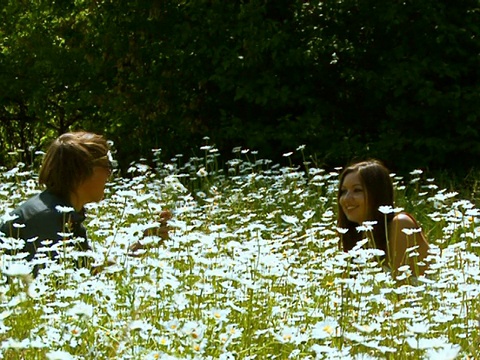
337, 159, 395, 254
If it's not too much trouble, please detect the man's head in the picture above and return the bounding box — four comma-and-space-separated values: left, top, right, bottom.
39, 131, 112, 206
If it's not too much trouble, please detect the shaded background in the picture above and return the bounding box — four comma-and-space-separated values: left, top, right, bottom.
0, 0, 479, 177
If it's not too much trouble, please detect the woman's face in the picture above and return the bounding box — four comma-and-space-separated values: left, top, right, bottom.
339, 171, 368, 224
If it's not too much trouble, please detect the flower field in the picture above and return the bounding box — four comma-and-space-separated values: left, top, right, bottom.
0, 146, 479, 359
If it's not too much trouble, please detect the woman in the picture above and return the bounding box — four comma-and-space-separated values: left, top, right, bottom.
0, 131, 114, 274
337, 159, 429, 277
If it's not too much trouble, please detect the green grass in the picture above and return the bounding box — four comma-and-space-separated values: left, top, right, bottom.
0, 146, 479, 359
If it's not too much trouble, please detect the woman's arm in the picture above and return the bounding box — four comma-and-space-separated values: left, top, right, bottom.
388, 213, 429, 277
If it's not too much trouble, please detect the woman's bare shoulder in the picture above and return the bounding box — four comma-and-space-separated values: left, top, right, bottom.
391, 213, 419, 228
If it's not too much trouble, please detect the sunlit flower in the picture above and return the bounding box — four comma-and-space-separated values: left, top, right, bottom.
407, 322, 430, 334
46, 350, 76, 360
378, 205, 404, 214
56, 205, 74, 213
66, 301, 94, 318
2, 262, 31, 276
0, 212, 19, 223
302, 210, 315, 220
196, 167, 208, 177
129, 320, 151, 331
336, 227, 349, 234
209, 308, 230, 323
410, 169, 423, 175
426, 344, 461, 360
406, 336, 448, 350
164, 175, 188, 193
311, 319, 338, 339
281, 214, 298, 225
352, 322, 380, 333
401, 227, 422, 235
356, 221, 378, 232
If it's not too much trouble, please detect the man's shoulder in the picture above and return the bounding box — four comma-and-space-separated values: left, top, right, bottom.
15, 191, 62, 222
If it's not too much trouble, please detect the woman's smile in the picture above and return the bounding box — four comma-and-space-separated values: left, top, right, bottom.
340, 171, 367, 224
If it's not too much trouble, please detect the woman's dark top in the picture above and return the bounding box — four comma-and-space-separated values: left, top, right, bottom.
0, 190, 91, 272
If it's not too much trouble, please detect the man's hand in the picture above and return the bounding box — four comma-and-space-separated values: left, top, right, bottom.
128, 209, 173, 255
90, 260, 116, 275
142, 209, 172, 239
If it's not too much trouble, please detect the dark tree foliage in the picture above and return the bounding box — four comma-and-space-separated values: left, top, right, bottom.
0, 0, 479, 175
